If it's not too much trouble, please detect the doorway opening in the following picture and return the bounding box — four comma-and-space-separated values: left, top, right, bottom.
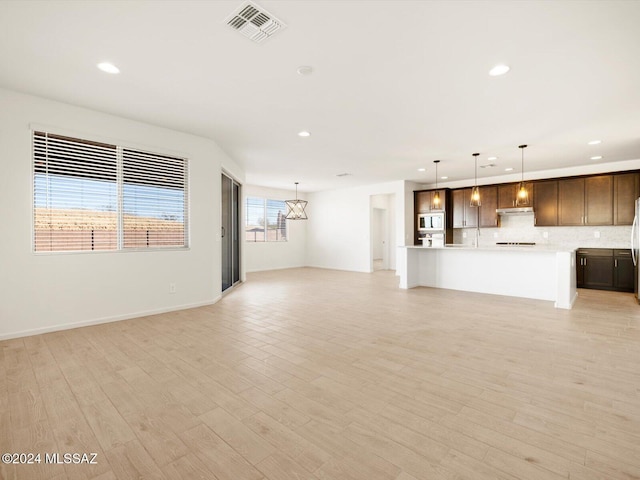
370, 193, 395, 272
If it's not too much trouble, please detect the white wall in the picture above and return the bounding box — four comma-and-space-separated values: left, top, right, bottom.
244, 185, 307, 272
0, 88, 244, 340
306, 180, 412, 273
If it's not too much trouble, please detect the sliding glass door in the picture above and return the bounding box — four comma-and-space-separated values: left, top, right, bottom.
221, 173, 240, 292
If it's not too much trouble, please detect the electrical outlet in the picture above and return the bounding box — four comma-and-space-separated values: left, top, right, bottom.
594, 231, 600, 239
462, 231, 467, 238
169, 283, 177, 294
493, 232, 498, 238
543, 231, 549, 239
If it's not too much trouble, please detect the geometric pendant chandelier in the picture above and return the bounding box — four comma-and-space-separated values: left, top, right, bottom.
285, 182, 308, 220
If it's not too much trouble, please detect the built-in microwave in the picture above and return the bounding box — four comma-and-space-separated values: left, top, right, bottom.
418, 212, 445, 231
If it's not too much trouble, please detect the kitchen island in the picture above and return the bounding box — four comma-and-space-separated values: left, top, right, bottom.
397, 245, 577, 309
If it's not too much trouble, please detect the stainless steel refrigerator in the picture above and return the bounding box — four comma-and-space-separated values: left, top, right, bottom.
632, 198, 640, 301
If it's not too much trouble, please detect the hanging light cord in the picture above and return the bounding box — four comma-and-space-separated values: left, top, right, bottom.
521, 146, 525, 183
472, 153, 480, 197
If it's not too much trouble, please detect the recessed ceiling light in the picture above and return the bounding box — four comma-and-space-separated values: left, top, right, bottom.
488, 156, 498, 161
588, 140, 602, 145
505, 167, 514, 172
591, 155, 603, 160
489, 64, 510, 76
297, 65, 313, 76
441, 176, 448, 180
298, 131, 311, 137
417, 168, 426, 172
97, 62, 120, 74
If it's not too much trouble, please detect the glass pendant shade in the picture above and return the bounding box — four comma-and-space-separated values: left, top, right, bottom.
515, 144, 528, 206
470, 186, 481, 207
470, 153, 481, 207
515, 182, 529, 206
431, 159, 441, 209
285, 182, 308, 220
432, 191, 441, 208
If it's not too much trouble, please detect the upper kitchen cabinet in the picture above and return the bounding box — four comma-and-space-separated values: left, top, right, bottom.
614, 172, 639, 225
415, 189, 447, 213
558, 175, 613, 226
584, 175, 613, 225
452, 188, 478, 228
498, 182, 533, 209
415, 191, 431, 213
534, 180, 558, 226
558, 178, 585, 225
479, 186, 498, 227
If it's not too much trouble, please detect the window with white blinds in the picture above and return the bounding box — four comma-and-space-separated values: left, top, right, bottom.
245, 197, 287, 242
122, 148, 188, 248
33, 131, 188, 252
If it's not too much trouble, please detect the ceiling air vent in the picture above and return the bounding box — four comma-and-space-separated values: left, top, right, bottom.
226, 1, 286, 44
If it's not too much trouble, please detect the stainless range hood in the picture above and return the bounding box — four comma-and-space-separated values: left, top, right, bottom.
496, 207, 534, 215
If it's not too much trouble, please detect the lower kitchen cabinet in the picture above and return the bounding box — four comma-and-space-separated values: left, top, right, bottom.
576, 248, 634, 292
614, 249, 634, 292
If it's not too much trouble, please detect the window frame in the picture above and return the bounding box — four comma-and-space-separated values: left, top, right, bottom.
31, 128, 190, 254
245, 196, 288, 243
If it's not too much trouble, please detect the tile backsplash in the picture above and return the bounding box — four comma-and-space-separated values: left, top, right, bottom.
453, 214, 632, 249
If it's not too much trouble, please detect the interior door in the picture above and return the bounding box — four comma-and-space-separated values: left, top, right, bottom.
221, 173, 240, 292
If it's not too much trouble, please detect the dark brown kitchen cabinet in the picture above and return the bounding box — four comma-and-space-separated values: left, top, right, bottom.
452, 188, 478, 228
558, 175, 613, 226
614, 249, 634, 292
452, 189, 465, 228
558, 178, 585, 225
576, 249, 613, 289
614, 173, 639, 225
533, 180, 558, 226
498, 182, 533, 209
479, 186, 498, 227
416, 191, 431, 213
415, 189, 447, 213
576, 248, 634, 292
585, 175, 613, 225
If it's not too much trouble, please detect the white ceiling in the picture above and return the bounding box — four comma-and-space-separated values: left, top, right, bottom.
1, 0, 640, 192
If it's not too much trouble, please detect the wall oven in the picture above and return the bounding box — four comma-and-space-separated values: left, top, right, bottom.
417, 212, 445, 231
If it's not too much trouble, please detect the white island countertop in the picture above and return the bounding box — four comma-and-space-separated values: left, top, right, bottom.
405, 244, 577, 253
398, 244, 577, 309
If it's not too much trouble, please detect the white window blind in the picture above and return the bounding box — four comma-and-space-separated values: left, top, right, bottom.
34, 132, 118, 251
245, 197, 287, 242
122, 149, 188, 248
33, 131, 188, 252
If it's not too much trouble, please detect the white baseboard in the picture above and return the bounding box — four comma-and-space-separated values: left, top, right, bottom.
555, 292, 578, 310
245, 265, 306, 273
304, 264, 371, 273
0, 297, 222, 341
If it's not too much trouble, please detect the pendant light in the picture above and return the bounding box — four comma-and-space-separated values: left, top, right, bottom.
470, 153, 481, 207
515, 144, 529, 206
285, 182, 308, 220
431, 160, 441, 209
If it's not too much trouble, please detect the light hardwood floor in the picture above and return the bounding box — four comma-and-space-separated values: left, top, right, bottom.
1, 267, 640, 480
